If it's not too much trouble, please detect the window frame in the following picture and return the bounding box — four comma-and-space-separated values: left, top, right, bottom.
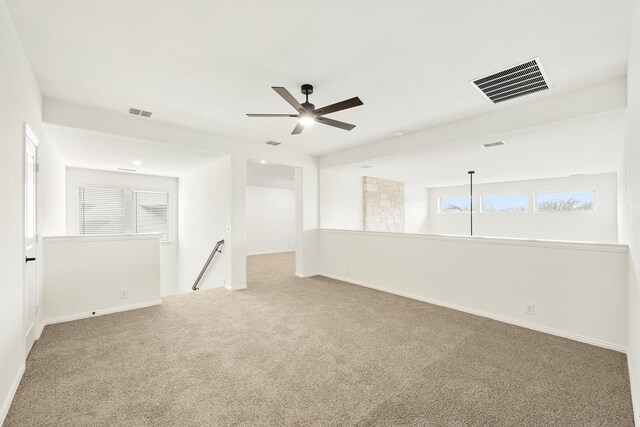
480, 193, 529, 213
533, 190, 596, 213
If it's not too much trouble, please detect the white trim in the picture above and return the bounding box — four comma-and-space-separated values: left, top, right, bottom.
247, 250, 294, 256
24, 124, 39, 146
37, 319, 45, 339
224, 284, 247, 291
628, 353, 640, 425
42, 299, 162, 326
43, 234, 160, 244
319, 229, 628, 253
317, 272, 626, 353
295, 272, 318, 278
0, 363, 25, 426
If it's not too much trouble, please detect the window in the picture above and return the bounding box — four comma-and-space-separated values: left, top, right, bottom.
78, 187, 125, 235
481, 194, 527, 212
439, 196, 474, 213
78, 187, 170, 240
132, 191, 169, 241
535, 191, 595, 212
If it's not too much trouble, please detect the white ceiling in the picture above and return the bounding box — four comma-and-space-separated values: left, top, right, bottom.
5, 0, 632, 156
46, 124, 221, 177
328, 110, 626, 188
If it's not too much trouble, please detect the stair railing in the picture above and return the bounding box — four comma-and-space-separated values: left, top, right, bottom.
192, 239, 225, 291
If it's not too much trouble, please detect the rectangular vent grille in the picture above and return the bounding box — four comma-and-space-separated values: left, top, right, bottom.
128, 107, 152, 118
472, 58, 549, 104
482, 141, 505, 148
265, 141, 281, 146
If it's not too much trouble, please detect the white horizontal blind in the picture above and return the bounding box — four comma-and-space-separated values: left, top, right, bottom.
132, 191, 169, 241
78, 187, 125, 235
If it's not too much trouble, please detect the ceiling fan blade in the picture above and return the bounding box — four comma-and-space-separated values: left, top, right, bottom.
316, 116, 356, 131
272, 87, 306, 112
291, 121, 305, 135
246, 114, 298, 117
314, 97, 363, 116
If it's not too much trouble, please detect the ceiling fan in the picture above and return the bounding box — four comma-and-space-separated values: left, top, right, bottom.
246, 84, 363, 135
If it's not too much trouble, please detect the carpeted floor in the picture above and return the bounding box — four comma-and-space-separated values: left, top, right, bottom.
5, 252, 634, 426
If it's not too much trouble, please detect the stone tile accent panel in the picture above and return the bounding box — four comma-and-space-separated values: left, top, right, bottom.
363, 176, 405, 232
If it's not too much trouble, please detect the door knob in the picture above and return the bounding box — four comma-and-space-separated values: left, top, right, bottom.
25, 257, 36, 263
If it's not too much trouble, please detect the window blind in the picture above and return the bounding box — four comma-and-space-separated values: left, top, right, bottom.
132, 191, 169, 241
78, 187, 125, 235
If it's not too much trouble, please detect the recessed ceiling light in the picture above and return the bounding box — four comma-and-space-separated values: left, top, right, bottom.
394, 130, 403, 137
260, 160, 267, 164
132, 160, 142, 165
361, 165, 372, 169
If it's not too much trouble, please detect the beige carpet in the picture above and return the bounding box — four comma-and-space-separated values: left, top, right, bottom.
6, 252, 633, 426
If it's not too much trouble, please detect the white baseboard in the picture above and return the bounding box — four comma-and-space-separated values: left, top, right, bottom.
225, 284, 247, 291
628, 353, 640, 426
37, 321, 45, 340
0, 362, 25, 426
295, 272, 318, 278
318, 272, 626, 353
247, 250, 295, 256
42, 299, 162, 327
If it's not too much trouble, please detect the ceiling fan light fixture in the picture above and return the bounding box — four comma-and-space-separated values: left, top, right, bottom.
299, 115, 315, 126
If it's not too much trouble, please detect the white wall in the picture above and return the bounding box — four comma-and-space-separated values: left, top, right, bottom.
405, 185, 429, 234
427, 173, 618, 243
320, 170, 363, 230
65, 167, 179, 296
178, 158, 230, 293
318, 230, 628, 351
246, 186, 295, 255
42, 235, 161, 323
0, 4, 66, 423
625, 0, 640, 422
43, 99, 320, 281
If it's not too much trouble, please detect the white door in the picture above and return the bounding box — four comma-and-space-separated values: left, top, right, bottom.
24, 126, 39, 355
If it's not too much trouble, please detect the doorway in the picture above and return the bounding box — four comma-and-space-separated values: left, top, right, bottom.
24, 125, 39, 355
245, 159, 298, 281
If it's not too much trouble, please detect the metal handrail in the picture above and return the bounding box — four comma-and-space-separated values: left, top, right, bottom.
192, 239, 225, 291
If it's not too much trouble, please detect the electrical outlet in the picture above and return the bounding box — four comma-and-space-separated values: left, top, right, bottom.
35, 305, 39, 315
120, 289, 128, 299
345, 267, 350, 276
526, 303, 535, 315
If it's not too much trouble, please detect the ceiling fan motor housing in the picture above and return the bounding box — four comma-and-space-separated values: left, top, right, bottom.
301, 84, 314, 95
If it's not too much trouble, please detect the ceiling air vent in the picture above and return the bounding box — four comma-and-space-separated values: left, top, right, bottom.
265, 141, 281, 146
482, 141, 505, 148
472, 58, 549, 104
128, 107, 152, 118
